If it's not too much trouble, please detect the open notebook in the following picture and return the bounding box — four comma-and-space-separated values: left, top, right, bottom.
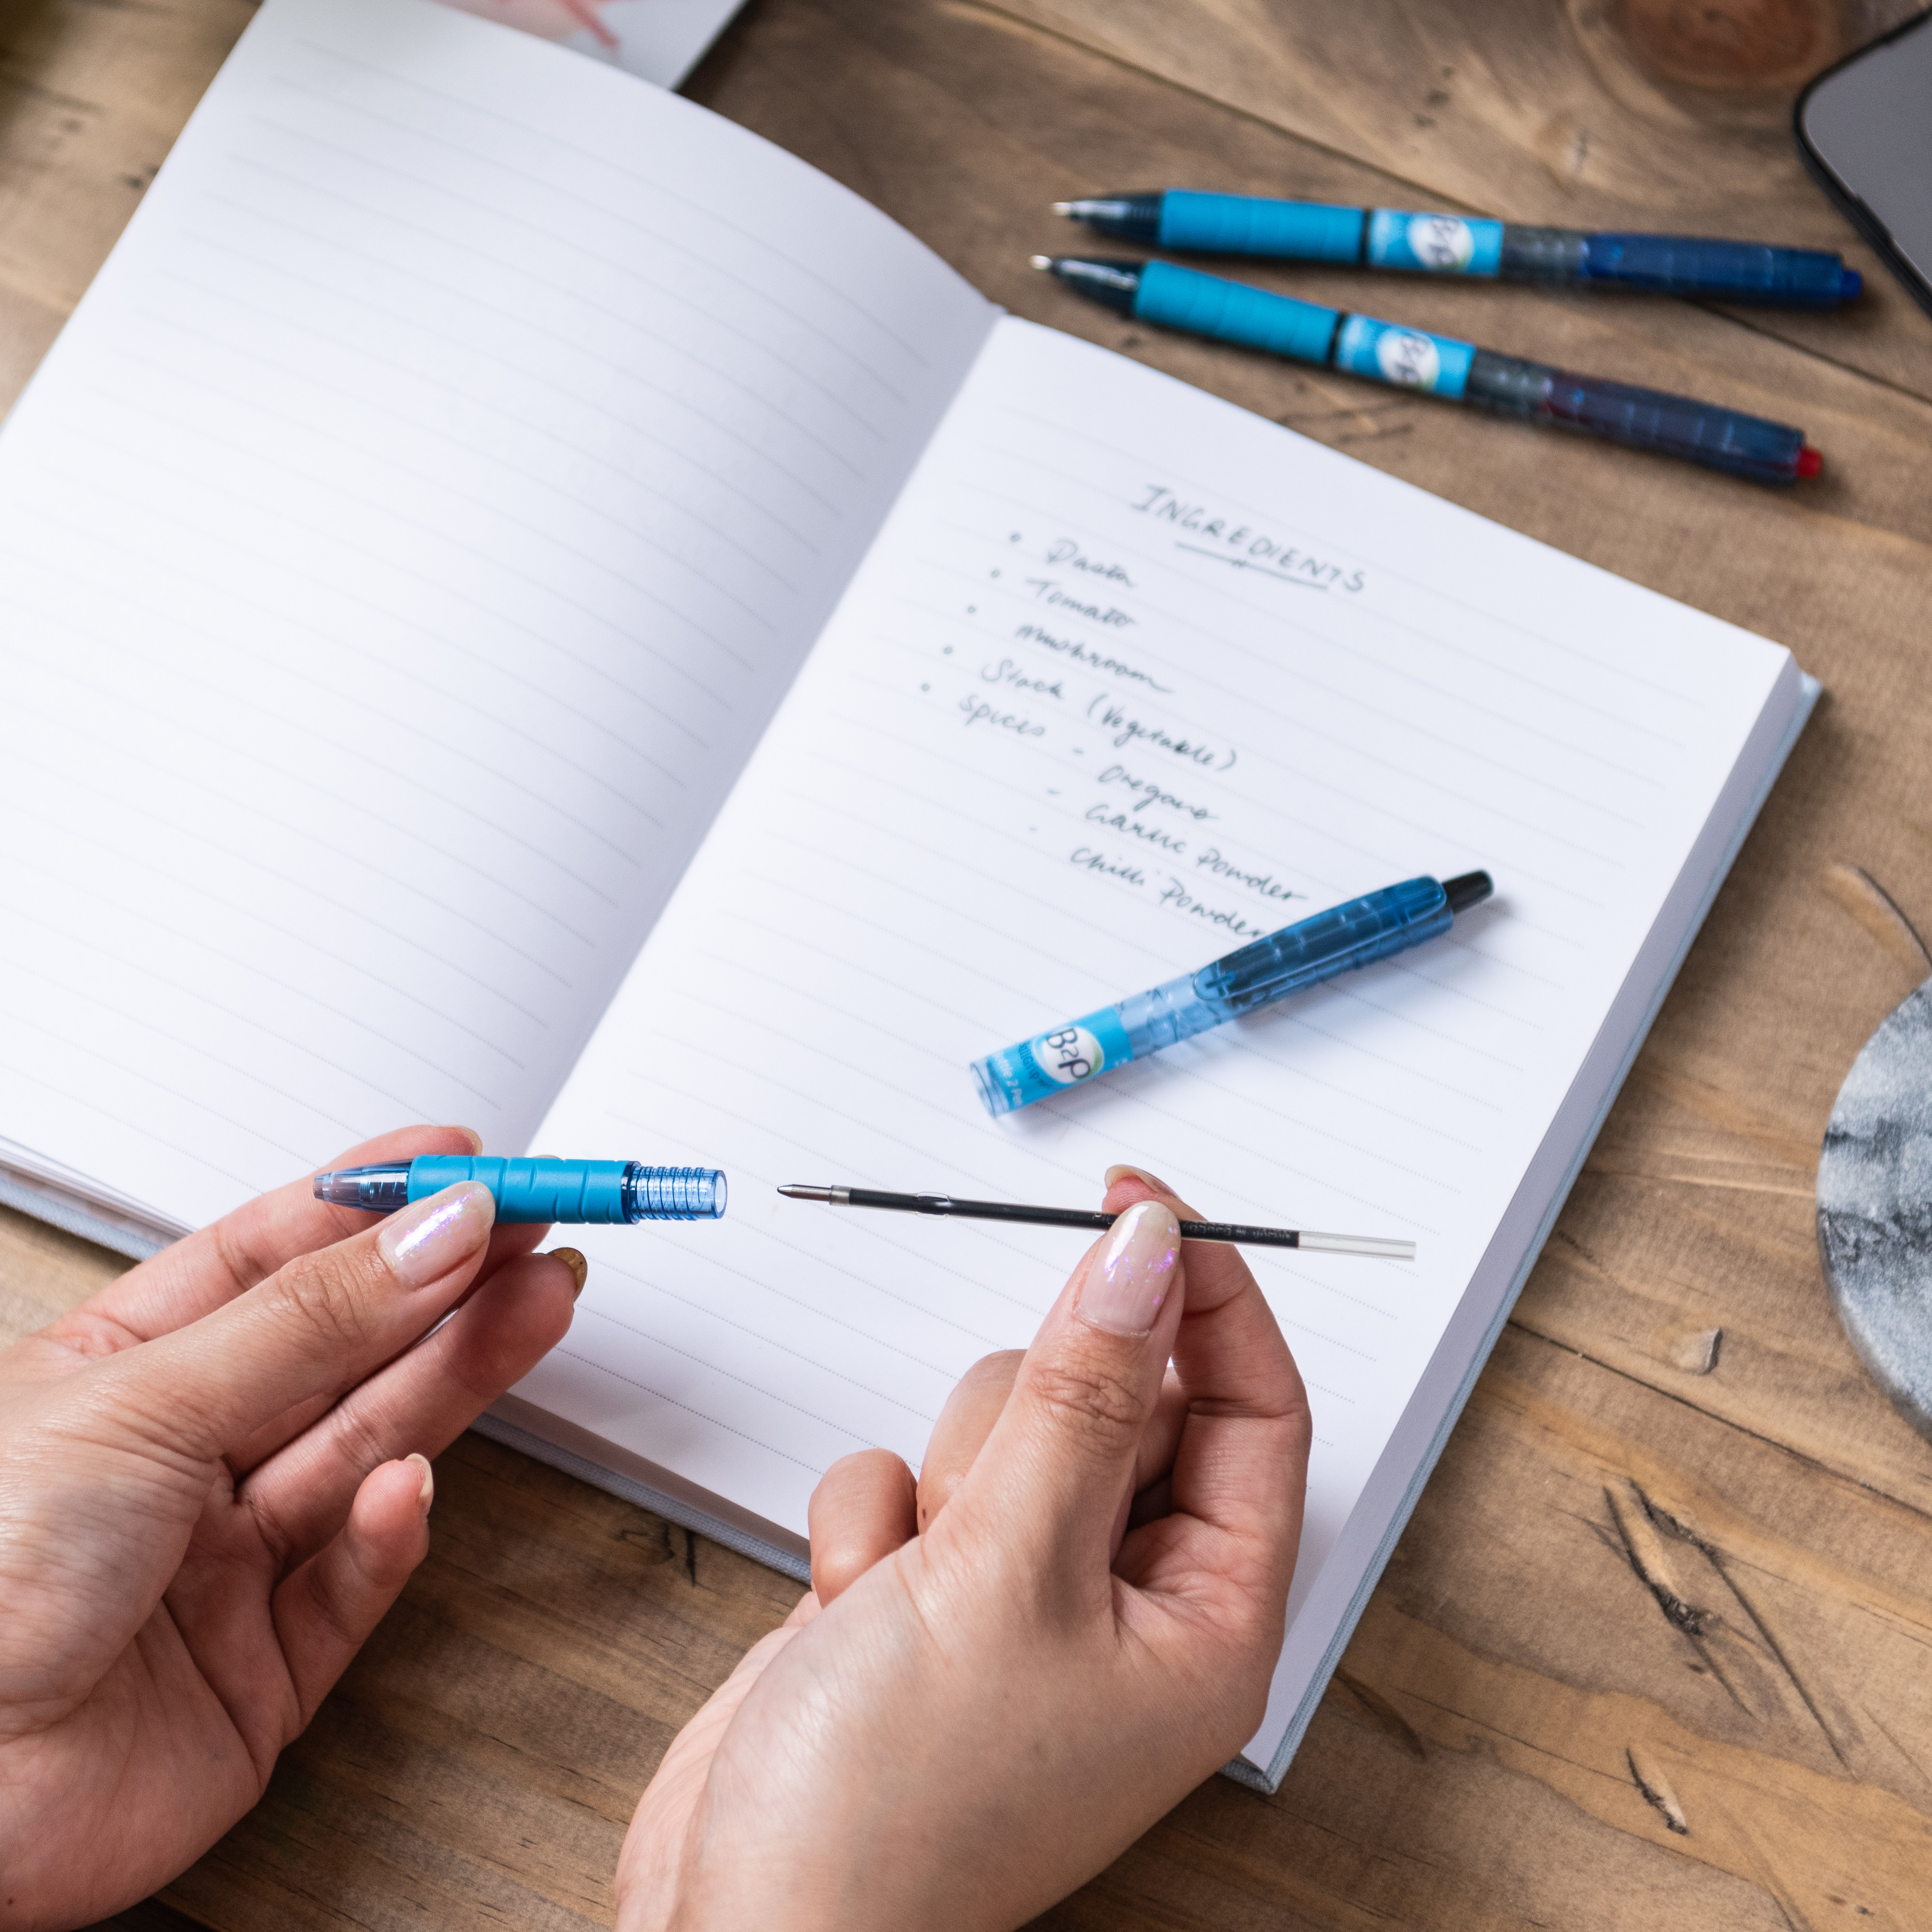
0, 0, 1815, 1790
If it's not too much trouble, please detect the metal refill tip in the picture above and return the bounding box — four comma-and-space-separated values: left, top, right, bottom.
1029, 254, 1054, 271
1051, 201, 1074, 214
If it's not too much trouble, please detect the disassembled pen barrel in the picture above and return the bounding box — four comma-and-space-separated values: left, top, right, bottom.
314, 1156, 727, 1222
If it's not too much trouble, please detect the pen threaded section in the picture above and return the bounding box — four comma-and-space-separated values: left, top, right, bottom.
623, 1164, 728, 1221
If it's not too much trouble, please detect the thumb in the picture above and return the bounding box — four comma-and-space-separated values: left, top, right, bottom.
960, 1200, 1184, 1579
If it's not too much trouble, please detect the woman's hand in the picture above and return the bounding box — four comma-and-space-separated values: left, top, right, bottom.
616, 1165, 1310, 1932
0, 1126, 580, 1932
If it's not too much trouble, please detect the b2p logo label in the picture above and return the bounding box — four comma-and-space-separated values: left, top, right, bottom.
1408, 213, 1475, 271
1033, 1024, 1106, 1084
1374, 328, 1443, 391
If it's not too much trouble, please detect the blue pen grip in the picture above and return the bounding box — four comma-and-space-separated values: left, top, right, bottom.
1158, 190, 1366, 262
1579, 233, 1856, 307
410, 1155, 634, 1221
1133, 259, 1340, 364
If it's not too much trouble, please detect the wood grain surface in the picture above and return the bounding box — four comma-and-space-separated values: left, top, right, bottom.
5, 0, 1932, 1924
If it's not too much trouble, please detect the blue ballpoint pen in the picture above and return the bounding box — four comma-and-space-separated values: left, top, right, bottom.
313, 1155, 727, 1222
1055, 191, 1862, 309
972, 871, 1493, 1116
1033, 256, 1822, 486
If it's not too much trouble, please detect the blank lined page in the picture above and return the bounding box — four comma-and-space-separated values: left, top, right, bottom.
524, 312, 1796, 1692
0, 0, 993, 1232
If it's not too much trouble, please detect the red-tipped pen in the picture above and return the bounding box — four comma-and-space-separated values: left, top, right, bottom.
1797, 446, 1824, 479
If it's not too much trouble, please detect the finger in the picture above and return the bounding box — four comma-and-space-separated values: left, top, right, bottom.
920, 1353, 1190, 1542
273, 1452, 434, 1733
235, 1248, 581, 1568
222, 1241, 585, 1477
1117, 1369, 1190, 1534
92, 1182, 498, 1462
1136, 1369, 1190, 1490
955, 1199, 1185, 1579
54, 1125, 547, 1352
1103, 1166, 1310, 1600
1103, 1163, 1263, 1324
808, 1448, 917, 1602
917, 1351, 1023, 1531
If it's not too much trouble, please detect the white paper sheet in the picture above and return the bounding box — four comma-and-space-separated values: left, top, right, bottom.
524, 314, 1795, 1756
0, 0, 992, 1231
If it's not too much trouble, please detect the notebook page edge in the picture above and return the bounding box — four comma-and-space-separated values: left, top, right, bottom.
0, 1166, 185, 1262
1238, 659, 1819, 1790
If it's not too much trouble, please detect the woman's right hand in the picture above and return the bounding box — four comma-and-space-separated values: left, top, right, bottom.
616, 1164, 1311, 1931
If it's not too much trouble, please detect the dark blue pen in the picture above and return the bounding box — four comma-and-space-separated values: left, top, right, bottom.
1055, 191, 1862, 310
972, 872, 1492, 1115
1033, 255, 1822, 487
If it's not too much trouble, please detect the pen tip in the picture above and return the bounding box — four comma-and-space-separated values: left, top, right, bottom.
1797, 445, 1823, 480
1029, 254, 1054, 271
777, 1183, 838, 1201
1051, 201, 1074, 214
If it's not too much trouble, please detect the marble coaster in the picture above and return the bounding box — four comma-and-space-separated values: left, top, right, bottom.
1817, 979, 1932, 1443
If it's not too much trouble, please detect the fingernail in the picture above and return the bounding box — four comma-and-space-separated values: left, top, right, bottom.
454, 1126, 484, 1154
1079, 1200, 1180, 1336
545, 1247, 589, 1298
405, 1451, 434, 1511
378, 1182, 495, 1287
1104, 1163, 1174, 1193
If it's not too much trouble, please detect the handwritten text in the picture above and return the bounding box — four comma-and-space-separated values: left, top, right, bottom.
1131, 484, 1366, 594
1088, 697, 1236, 772
1013, 624, 1172, 693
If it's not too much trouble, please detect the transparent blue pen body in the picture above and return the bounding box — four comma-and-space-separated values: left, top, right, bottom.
972, 876, 1450, 1115
1572, 233, 1855, 307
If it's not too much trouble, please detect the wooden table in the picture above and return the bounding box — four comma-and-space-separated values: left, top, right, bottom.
7, 0, 1932, 1923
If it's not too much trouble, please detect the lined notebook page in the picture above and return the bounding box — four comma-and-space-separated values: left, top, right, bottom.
0, 0, 992, 1232
525, 313, 1795, 1682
